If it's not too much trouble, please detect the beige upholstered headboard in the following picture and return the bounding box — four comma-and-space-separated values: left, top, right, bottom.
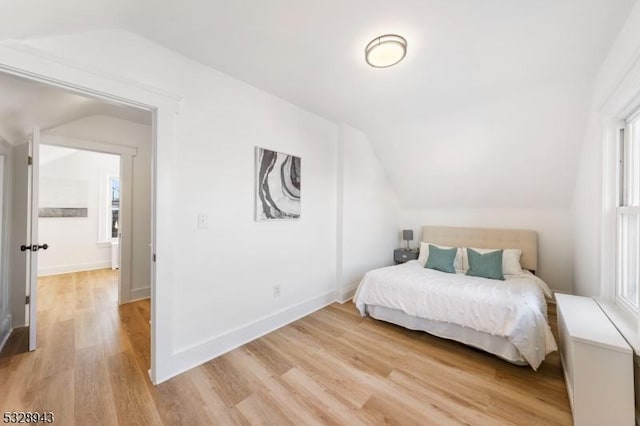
421, 226, 538, 272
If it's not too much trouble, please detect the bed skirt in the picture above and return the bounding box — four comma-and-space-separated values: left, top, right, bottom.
365, 304, 528, 366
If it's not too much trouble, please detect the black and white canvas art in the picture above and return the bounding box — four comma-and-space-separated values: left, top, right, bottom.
255, 147, 301, 220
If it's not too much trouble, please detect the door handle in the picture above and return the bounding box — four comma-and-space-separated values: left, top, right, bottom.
20, 243, 49, 252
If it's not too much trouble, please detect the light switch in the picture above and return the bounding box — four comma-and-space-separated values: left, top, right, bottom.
197, 214, 208, 229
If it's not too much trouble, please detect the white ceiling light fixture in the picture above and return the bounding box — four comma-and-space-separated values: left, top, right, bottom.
365, 34, 407, 68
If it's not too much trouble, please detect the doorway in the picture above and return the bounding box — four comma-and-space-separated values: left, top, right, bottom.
0, 71, 154, 371
0, 43, 180, 383
38, 146, 121, 280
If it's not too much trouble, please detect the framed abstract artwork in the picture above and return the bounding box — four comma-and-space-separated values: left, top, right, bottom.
255, 147, 301, 220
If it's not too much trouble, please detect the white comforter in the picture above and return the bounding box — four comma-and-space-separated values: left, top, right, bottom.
353, 260, 557, 369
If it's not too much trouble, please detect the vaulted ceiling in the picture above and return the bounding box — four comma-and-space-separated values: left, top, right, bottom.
1, 0, 636, 207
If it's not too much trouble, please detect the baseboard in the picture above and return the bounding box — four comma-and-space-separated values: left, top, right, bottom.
163, 289, 336, 384
0, 314, 12, 353
120, 287, 150, 305
129, 287, 150, 301
38, 261, 112, 277
337, 283, 359, 303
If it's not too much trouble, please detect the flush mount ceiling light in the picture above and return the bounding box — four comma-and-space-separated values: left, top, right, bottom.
365, 34, 407, 68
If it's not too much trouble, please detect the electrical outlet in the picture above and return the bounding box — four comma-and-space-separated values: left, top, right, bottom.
273, 284, 281, 298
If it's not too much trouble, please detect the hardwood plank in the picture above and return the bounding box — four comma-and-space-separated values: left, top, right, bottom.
362, 393, 464, 426
75, 309, 104, 349
0, 351, 37, 412
118, 302, 151, 371
280, 368, 380, 426
387, 369, 512, 426
35, 318, 75, 380
295, 316, 395, 377
107, 351, 163, 426
151, 373, 218, 426
225, 348, 327, 425
201, 356, 253, 407
74, 345, 118, 426
99, 307, 134, 356
184, 367, 251, 426
266, 328, 375, 408
243, 338, 293, 377
28, 368, 75, 424
260, 332, 374, 409
236, 391, 296, 426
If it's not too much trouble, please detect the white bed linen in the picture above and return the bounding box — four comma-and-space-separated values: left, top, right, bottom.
353, 260, 557, 369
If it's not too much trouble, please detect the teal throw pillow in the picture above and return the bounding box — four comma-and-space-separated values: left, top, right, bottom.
425, 244, 457, 274
466, 248, 505, 281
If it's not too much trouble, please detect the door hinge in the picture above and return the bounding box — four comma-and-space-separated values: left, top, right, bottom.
27, 156, 32, 166
153, 254, 156, 262
25, 295, 30, 305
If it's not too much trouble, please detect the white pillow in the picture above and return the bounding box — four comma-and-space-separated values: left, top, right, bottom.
418, 242, 464, 272
462, 247, 523, 275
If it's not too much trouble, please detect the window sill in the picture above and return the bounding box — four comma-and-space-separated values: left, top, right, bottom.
97, 241, 118, 248
596, 298, 640, 355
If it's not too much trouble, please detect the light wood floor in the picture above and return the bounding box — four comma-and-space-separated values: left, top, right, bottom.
0, 270, 572, 425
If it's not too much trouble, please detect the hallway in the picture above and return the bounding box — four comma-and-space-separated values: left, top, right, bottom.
0, 270, 154, 424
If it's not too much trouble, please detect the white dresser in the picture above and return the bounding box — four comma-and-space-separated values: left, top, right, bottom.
555, 293, 634, 426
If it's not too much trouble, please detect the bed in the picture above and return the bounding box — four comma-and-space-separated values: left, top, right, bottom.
353, 226, 557, 369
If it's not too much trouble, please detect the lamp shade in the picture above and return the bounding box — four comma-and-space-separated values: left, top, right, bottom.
402, 229, 413, 241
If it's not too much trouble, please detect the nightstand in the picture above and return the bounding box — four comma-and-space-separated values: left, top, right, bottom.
394, 248, 419, 264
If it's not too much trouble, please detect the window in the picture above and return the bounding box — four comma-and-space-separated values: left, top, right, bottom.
617, 114, 640, 311
110, 176, 120, 239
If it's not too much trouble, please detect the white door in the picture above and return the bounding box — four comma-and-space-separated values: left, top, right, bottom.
27, 129, 41, 351
14, 129, 42, 351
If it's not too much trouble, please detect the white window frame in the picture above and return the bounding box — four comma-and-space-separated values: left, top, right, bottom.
98, 172, 120, 244
610, 109, 640, 317
616, 209, 640, 315
585, 93, 640, 350
108, 175, 120, 240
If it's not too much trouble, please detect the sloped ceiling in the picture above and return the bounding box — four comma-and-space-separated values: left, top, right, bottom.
0, 72, 150, 144
1, 0, 635, 207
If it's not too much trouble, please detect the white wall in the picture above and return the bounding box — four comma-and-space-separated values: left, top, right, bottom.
45, 115, 152, 300
37, 145, 119, 276
17, 30, 349, 380
370, 81, 592, 210
401, 208, 574, 293
368, 68, 589, 296
572, 114, 604, 297
572, 1, 640, 297
337, 124, 400, 301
